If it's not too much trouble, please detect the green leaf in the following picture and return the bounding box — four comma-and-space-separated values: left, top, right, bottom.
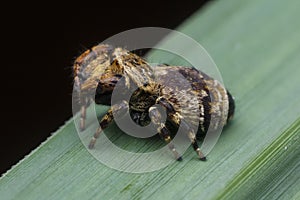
1, 0, 300, 199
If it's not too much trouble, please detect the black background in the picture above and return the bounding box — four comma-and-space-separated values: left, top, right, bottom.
1, 1, 210, 174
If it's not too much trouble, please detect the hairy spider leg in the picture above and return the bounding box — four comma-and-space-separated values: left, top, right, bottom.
170, 114, 206, 161
156, 97, 206, 161
149, 106, 182, 161
80, 97, 90, 131
88, 100, 129, 149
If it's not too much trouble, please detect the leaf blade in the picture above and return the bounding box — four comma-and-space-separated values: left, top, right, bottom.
1, 0, 300, 199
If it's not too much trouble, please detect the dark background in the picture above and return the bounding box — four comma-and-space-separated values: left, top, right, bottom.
1, 1, 210, 174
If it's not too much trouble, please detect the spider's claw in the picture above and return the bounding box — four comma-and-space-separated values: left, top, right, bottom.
199, 156, 207, 161
176, 156, 183, 161
171, 148, 182, 161
166, 143, 182, 161
196, 148, 206, 161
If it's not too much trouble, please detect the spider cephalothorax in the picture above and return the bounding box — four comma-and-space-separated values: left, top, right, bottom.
73, 44, 235, 161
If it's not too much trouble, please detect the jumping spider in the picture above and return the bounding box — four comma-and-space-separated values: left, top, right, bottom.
73, 44, 235, 161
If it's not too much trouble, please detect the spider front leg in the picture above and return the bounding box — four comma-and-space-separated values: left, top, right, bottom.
149, 106, 182, 161
74, 75, 89, 131
88, 100, 129, 149
79, 97, 89, 131
156, 97, 206, 161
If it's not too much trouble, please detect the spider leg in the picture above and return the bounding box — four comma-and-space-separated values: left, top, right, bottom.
156, 97, 206, 161
170, 114, 206, 161
88, 100, 129, 149
79, 97, 97, 131
149, 106, 182, 161
181, 119, 206, 161
79, 97, 89, 131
